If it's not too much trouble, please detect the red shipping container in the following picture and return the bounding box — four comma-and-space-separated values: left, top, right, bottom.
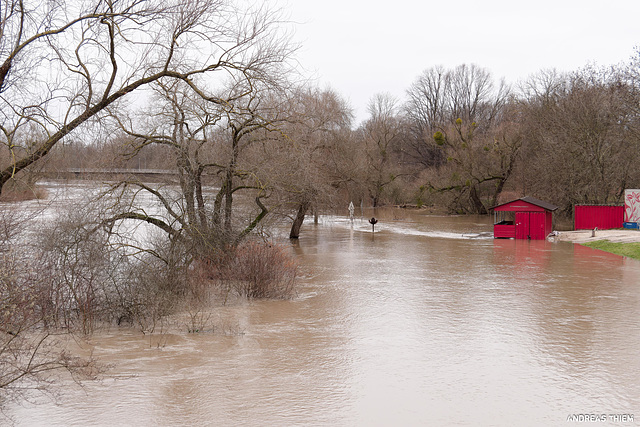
574, 205, 624, 230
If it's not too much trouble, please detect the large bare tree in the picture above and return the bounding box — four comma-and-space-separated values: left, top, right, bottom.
100, 74, 295, 262
404, 64, 516, 214
0, 0, 293, 195
0, 0, 296, 404
273, 87, 353, 237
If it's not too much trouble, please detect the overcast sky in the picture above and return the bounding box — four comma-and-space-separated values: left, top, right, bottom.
286, 1, 640, 125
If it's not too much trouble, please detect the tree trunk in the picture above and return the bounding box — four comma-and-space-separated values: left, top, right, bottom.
469, 185, 488, 215
224, 169, 233, 234
289, 201, 310, 239
490, 177, 507, 208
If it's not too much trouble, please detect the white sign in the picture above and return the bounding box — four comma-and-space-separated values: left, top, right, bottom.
624, 189, 640, 222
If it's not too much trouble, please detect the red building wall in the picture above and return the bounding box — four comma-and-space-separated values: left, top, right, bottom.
494, 201, 547, 213
514, 211, 552, 240
574, 205, 623, 230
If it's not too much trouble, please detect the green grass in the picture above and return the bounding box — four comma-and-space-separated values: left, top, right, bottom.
582, 240, 640, 260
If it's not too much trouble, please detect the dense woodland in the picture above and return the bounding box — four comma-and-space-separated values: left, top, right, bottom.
8, 62, 640, 221
1, 0, 640, 406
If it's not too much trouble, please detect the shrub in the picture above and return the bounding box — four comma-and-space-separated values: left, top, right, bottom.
0, 207, 100, 405
0, 179, 47, 202
197, 241, 298, 300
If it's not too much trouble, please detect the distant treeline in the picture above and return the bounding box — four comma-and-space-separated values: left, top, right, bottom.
32, 60, 640, 218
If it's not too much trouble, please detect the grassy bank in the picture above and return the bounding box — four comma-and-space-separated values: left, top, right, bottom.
582, 240, 640, 260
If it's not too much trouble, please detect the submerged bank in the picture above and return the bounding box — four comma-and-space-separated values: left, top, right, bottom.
556, 229, 640, 260
581, 240, 640, 261
556, 229, 640, 244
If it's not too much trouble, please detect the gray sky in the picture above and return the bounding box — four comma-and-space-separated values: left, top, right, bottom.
286, 0, 640, 125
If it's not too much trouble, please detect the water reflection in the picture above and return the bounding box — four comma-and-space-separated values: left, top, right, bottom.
8, 210, 640, 426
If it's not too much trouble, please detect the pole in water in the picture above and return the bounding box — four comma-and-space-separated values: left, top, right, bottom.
369, 217, 378, 233
348, 201, 355, 221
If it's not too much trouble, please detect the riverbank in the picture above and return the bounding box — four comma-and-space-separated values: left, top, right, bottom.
556, 229, 640, 244
556, 229, 640, 260
581, 240, 640, 260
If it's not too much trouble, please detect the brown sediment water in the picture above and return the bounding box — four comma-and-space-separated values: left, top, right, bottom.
7, 209, 640, 426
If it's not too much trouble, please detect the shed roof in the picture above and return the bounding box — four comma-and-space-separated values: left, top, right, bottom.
491, 196, 558, 212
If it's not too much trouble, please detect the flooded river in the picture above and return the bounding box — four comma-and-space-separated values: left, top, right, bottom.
7, 209, 640, 426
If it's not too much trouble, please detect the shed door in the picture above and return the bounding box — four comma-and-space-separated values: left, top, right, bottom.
529, 212, 546, 240
516, 212, 530, 239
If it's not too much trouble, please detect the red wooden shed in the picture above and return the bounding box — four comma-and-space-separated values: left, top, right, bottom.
491, 196, 558, 240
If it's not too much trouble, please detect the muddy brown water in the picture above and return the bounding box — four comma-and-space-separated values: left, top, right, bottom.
7, 209, 640, 426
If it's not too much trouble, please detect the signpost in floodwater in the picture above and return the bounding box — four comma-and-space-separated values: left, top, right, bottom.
369, 217, 378, 233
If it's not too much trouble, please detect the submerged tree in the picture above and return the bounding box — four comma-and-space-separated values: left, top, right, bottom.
0, 205, 102, 407
269, 87, 353, 238
0, 0, 298, 405
104, 74, 294, 260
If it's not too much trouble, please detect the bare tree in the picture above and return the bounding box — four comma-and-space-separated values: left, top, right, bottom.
358, 93, 405, 207
403, 66, 449, 168
518, 66, 640, 214
269, 87, 353, 238
0, 0, 296, 406
0, 0, 294, 195
96, 72, 296, 272
404, 64, 515, 213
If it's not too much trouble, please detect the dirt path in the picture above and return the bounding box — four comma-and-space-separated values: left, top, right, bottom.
555, 229, 640, 244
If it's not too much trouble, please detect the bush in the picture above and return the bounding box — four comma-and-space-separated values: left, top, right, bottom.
0, 178, 47, 202
35, 208, 115, 334
197, 241, 298, 300
0, 207, 100, 406
112, 248, 187, 333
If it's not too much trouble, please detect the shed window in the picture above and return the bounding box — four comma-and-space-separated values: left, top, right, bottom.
494, 211, 514, 225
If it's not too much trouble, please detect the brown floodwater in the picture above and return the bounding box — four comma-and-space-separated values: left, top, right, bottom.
7, 210, 640, 426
